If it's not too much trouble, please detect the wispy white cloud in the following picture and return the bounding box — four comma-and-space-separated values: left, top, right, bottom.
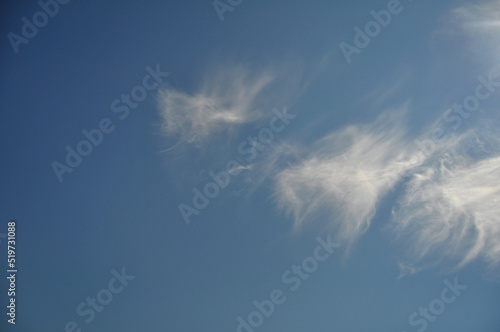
433, 0, 500, 72
271, 98, 500, 275
269, 0, 500, 272
391, 128, 500, 275
449, 0, 500, 37
273, 106, 423, 244
158, 66, 276, 147
388, 0, 500, 275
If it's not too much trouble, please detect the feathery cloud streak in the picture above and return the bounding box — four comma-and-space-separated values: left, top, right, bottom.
158, 66, 276, 147
392, 129, 500, 274
274, 107, 423, 243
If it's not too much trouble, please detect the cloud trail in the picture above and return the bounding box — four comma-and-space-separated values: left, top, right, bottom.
272, 105, 500, 275
273, 107, 423, 244
392, 128, 500, 275
158, 66, 276, 147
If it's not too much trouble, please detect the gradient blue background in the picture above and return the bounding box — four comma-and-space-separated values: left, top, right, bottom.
1, 0, 499, 331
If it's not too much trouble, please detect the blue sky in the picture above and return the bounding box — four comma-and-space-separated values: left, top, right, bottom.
1, 0, 500, 331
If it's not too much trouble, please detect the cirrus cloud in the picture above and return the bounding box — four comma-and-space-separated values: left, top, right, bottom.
158, 65, 276, 147
273, 106, 424, 244
392, 128, 500, 276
